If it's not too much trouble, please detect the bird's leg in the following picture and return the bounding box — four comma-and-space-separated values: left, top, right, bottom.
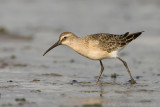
117, 57, 136, 84
96, 60, 104, 83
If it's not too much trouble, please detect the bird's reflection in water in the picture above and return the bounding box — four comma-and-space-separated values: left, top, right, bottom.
98, 83, 104, 98
98, 77, 118, 97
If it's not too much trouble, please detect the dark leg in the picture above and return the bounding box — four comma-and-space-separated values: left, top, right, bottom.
117, 57, 136, 84
96, 60, 104, 83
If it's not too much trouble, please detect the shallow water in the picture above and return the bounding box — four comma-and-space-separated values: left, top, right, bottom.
0, 0, 160, 107
0, 32, 160, 107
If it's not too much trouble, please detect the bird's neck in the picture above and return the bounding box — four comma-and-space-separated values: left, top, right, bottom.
66, 38, 87, 55
67, 37, 82, 49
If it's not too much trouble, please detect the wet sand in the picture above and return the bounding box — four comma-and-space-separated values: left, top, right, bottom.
0, 0, 160, 107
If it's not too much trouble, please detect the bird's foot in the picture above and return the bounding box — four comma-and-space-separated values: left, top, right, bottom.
129, 79, 136, 84
96, 80, 99, 84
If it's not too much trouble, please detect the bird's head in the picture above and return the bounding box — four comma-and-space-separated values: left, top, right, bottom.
43, 32, 76, 56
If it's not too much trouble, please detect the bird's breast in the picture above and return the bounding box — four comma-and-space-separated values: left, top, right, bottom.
68, 40, 114, 60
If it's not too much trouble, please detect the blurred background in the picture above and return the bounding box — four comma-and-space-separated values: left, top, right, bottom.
0, 0, 160, 35
0, 0, 160, 107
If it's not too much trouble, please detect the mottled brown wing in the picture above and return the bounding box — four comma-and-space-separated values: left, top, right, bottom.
89, 31, 143, 53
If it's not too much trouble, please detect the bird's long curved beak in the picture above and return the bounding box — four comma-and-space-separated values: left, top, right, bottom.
43, 40, 60, 56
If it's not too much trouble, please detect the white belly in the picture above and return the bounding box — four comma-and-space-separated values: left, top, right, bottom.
85, 50, 118, 60
76, 47, 118, 60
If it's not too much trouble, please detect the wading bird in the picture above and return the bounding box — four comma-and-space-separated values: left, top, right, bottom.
43, 31, 144, 84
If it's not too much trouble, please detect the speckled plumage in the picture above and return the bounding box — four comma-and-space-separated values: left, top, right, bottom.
83, 32, 143, 53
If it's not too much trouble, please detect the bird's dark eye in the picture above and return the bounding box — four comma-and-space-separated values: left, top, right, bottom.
64, 37, 67, 39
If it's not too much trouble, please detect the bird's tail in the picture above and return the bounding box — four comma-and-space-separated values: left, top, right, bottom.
123, 31, 144, 44
117, 31, 144, 48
